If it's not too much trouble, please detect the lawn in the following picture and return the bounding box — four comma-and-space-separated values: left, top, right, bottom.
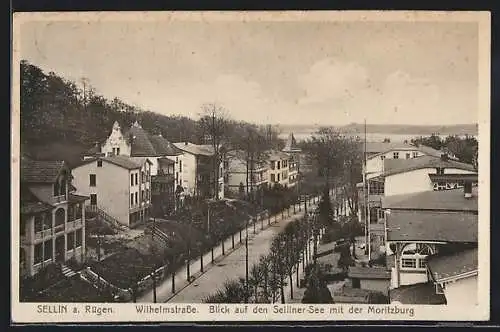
90, 248, 161, 289
20, 264, 65, 302
35, 275, 115, 303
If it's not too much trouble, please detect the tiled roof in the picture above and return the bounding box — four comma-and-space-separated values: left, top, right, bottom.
428, 173, 478, 182
386, 210, 477, 243
382, 187, 478, 212
69, 193, 90, 203
267, 150, 290, 161
149, 134, 183, 156
348, 266, 391, 279
124, 122, 160, 157
158, 157, 175, 165
427, 247, 478, 282
102, 155, 142, 170
21, 159, 66, 183
20, 185, 53, 214
390, 282, 447, 305
383, 155, 476, 177
84, 144, 103, 156
173, 142, 214, 156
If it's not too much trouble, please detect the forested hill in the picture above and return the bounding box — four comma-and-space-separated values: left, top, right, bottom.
20, 60, 203, 165
19, 61, 282, 166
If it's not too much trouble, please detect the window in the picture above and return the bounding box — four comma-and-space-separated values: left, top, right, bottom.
179, 160, 182, 172
34, 243, 43, 264
97, 160, 103, 167
34, 214, 44, 233
142, 190, 145, 201
89, 174, 96, 187
401, 258, 417, 268
277, 173, 280, 182
380, 155, 386, 160
131, 194, 134, 206
135, 173, 139, 185
406, 153, 410, 159
277, 161, 281, 170
377, 208, 385, 220
436, 167, 445, 175
142, 171, 145, 183
67, 232, 75, 251
393, 152, 399, 159
369, 181, 385, 195
131, 174, 134, 186
117, 148, 120, 155
412, 152, 418, 158
271, 162, 275, 170
400, 243, 434, 271
76, 229, 82, 247
135, 192, 138, 204
146, 189, 150, 200
271, 174, 276, 182
90, 194, 97, 205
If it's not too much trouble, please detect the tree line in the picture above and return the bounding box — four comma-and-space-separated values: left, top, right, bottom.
410, 134, 478, 166
20, 60, 283, 166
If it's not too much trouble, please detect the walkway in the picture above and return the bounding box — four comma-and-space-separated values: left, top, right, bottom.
137, 199, 320, 303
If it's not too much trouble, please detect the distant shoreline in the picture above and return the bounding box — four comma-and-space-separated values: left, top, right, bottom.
276, 123, 478, 137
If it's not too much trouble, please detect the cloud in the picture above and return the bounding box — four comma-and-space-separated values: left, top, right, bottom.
298, 58, 370, 105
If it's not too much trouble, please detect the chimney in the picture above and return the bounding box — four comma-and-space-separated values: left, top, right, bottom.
464, 181, 473, 199
185, 141, 188, 146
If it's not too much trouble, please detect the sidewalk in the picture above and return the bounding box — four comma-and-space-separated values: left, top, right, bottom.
137, 198, 320, 303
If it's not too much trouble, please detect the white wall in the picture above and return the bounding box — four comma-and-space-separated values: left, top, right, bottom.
399, 271, 428, 286
72, 160, 131, 227
101, 123, 131, 157
385, 167, 476, 196
366, 150, 425, 178
444, 275, 478, 308
181, 153, 197, 196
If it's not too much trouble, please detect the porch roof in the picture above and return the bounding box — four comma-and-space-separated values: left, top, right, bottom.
427, 247, 478, 283
390, 282, 447, 305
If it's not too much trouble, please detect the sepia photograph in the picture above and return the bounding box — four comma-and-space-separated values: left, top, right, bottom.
11, 11, 490, 323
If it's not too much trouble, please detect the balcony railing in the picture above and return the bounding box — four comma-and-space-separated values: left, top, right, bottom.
53, 194, 67, 203
54, 223, 65, 234
34, 229, 52, 241
67, 219, 83, 230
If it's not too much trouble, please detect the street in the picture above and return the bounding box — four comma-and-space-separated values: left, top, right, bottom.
137, 200, 320, 303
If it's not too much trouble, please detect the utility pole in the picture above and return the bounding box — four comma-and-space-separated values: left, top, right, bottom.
245, 218, 249, 303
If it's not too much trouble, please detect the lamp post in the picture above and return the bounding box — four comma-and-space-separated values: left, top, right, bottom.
245, 217, 249, 303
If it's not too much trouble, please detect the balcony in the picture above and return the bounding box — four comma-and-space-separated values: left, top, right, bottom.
34, 229, 53, 242
54, 223, 65, 234
53, 194, 67, 204
67, 219, 83, 231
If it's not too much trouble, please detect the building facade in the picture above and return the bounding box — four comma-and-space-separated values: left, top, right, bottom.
71, 155, 152, 228
173, 142, 225, 200
20, 158, 88, 277
225, 150, 269, 196
267, 151, 291, 188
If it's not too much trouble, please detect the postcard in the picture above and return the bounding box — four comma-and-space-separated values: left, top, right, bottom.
11, 10, 490, 323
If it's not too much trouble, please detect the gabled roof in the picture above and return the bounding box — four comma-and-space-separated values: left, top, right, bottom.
21, 159, 67, 183
386, 210, 477, 243
427, 247, 478, 283
382, 187, 478, 212
348, 266, 391, 280
390, 282, 447, 305
69, 193, 90, 203
124, 122, 160, 157
149, 134, 183, 156
383, 155, 476, 177
173, 142, 214, 156
73, 156, 142, 170
102, 155, 142, 170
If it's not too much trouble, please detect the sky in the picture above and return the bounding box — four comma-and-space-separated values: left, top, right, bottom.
19, 15, 480, 126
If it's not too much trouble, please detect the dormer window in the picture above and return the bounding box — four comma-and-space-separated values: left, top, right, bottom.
393, 152, 399, 159
436, 167, 445, 175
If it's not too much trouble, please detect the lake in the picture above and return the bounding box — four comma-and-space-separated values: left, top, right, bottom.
279, 132, 478, 143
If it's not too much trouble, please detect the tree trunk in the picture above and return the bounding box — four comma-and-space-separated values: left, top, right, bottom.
289, 273, 294, 299
280, 282, 285, 304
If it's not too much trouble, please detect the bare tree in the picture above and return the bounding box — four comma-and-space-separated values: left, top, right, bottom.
199, 103, 230, 200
